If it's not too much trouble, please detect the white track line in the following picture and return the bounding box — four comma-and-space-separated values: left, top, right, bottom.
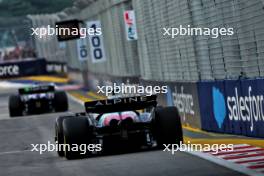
67, 93, 85, 106
0, 150, 31, 156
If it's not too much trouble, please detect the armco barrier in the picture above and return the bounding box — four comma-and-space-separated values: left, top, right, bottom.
198, 79, 264, 138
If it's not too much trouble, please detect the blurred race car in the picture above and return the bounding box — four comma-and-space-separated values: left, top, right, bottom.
9, 84, 68, 117
55, 95, 183, 159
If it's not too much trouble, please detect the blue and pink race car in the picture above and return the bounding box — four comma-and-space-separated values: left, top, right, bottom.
55, 95, 183, 159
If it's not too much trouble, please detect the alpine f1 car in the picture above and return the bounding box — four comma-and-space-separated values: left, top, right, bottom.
9, 84, 68, 117
55, 95, 183, 159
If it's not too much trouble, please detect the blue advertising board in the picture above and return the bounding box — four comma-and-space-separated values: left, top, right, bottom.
0, 59, 67, 79
46, 61, 67, 75
165, 82, 201, 129
198, 79, 264, 138
0, 59, 46, 78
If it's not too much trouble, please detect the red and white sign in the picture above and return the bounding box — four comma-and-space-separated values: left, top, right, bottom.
204, 144, 264, 175
124, 10, 138, 41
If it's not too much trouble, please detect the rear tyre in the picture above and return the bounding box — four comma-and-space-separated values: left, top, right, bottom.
54, 91, 68, 112
9, 95, 23, 117
55, 116, 72, 157
62, 117, 93, 159
153, 106, 183, 148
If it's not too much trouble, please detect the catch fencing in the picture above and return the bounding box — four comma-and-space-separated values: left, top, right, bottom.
29, 0, 264, 81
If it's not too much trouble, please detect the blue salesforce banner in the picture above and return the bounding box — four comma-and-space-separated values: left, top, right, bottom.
198, 81, 225, 133
198, 79, 264, 138
0, 58, 68, 79
0, 59, 46, 78
238, 79, 264, 137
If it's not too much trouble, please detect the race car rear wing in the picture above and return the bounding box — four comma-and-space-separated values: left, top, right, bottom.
85, 95, 157, 113
18, 85, 55, 94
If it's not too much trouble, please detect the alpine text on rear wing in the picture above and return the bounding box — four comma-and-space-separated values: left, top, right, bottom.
85, 95, 157, 113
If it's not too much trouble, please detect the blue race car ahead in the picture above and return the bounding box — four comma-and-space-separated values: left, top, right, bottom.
9, 84, 68, 117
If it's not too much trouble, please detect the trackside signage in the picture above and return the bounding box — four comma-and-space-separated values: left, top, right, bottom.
0, 59, 68, 78
86, 21, 106, 63
198, 79, 264, 138
0, 65, 19, 77
77, 38, 88, 61
46, 61, 67, 75
139, 80, 202, 128
124, 10, 138, 41
166, 82, 201, 129
0, 59, 46, 78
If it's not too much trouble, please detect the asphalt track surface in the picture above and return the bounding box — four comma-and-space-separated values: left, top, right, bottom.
0, 89, 246, 176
